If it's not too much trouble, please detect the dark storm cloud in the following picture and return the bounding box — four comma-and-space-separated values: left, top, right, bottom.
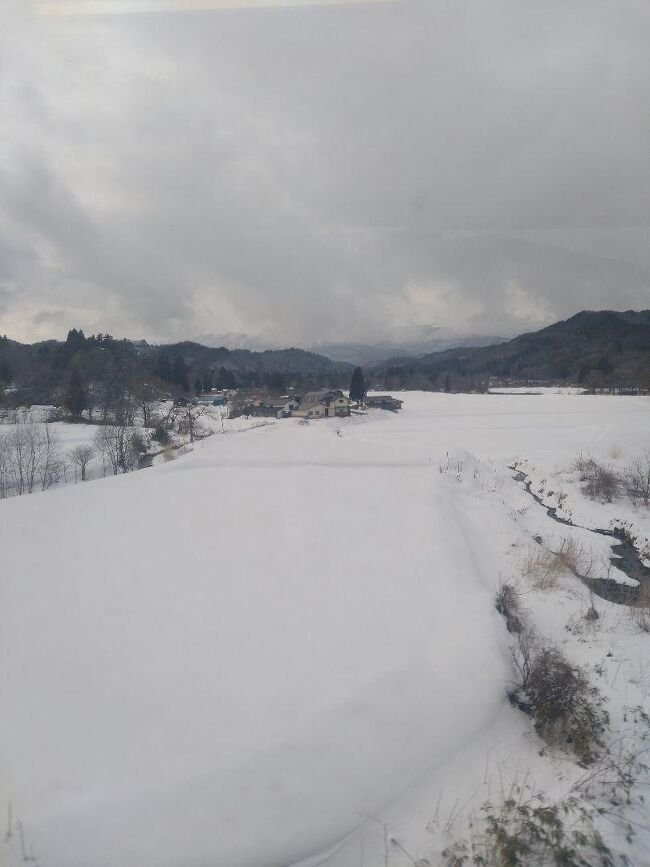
1, 0, 649, 344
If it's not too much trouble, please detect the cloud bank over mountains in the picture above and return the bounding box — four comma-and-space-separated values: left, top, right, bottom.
1, 0, 649, 346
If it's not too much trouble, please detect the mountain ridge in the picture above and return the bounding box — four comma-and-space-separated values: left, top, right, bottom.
375, 310, 650, 388
3, 309, 650, 393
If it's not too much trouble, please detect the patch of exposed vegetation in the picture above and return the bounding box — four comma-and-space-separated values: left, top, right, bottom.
442, 793, 616, 867
510, 642, 608, 766
495, 582, 524, 634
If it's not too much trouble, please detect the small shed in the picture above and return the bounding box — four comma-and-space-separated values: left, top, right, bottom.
365, 395, 403, 412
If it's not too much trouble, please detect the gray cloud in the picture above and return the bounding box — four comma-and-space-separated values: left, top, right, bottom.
1, 0, 649, 345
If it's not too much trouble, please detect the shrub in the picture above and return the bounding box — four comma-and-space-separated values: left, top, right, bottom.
573, 453, 593, 476
152, 425, 171, 445
576, 457, 619, 502
521, 544, 561, 591
522, 537, 594, 590
442, 794, 615, 867
495, 583, 524, 634
511, 646, 607, 765
623, 454, 650, 508
552, 537, 593, 578
628, 582, 650, 632
129, 430, 147, 460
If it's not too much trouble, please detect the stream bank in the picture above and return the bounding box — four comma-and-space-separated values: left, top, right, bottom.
511, 468, 650, 605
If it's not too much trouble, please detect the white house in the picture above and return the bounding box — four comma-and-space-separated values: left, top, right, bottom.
292, 389, 352, 419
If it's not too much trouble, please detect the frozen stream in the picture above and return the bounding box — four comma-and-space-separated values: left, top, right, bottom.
511, 468, 650, 604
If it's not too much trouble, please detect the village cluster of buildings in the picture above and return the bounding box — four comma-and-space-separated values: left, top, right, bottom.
181, 388, 403, 419
238, 389, 404, 419
244, 389, 352, 419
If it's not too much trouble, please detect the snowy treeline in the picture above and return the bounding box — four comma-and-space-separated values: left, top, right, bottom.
0, 419, 158, 499
0, 424, 68, 497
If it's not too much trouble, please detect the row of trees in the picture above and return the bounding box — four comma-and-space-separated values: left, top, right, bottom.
0, 425, 97, 498
0, 393, 219, 498
0, 421, 158, 498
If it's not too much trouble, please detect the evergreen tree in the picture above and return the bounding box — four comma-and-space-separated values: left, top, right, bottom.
217, 367, 237, 390
349, 366, 367, 402
65, 328, 86, 355
172, 355, 190, 392
155, 353, 173, 382
0, 357, 12, 387
65, 370, 88, 421
194, 377, 203, 396
265, 371, 285, 393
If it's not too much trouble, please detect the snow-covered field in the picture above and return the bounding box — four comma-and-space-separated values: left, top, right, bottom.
488, 386, 587, 395
2, 392, 650, 867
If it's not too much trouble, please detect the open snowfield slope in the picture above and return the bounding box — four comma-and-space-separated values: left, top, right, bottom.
2, 393, 650, 867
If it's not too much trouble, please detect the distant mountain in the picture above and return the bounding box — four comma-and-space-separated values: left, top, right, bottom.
310, 333, 506, 367
192, 332, 273, 351
191, 328, 508, 366
155, 342, 353, 377
372, 310, 650, 388
4, 310, 650, 400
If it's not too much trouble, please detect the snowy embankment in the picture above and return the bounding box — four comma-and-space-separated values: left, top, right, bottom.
2, 392, 650, 867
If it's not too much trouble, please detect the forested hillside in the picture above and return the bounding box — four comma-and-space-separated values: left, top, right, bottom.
374, 311, 650, 391
0, 331, 352, 413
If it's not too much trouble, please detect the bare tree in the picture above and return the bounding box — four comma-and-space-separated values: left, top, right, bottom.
131, 382, 160, 429
8, 424, 32, 494
0, 431, 11, 498
24, 425, 44, 493
0, 424, 65, 495
173, 403, 207, 443
70, 443, 95, 482
94, 424, 147, 475
624, 453, 650, 507
38, 425, 65, 490
95, 425, 123, 475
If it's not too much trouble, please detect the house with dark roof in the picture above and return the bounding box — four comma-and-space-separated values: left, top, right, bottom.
365, 395, 403, 412
238, 395, 299, 418
292, 389, 352, 419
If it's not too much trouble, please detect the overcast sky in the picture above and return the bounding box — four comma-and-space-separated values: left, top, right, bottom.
1, 0, 649, 347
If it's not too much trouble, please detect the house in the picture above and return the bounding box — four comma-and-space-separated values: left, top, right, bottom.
195, 393, 227, 407
238, 395, 299, 418
365, 395, 403, 412
292, 389, 352, 419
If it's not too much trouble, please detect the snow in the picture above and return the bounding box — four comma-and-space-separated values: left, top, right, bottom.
2, 392, 650, 867
488, 386, 587, 395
